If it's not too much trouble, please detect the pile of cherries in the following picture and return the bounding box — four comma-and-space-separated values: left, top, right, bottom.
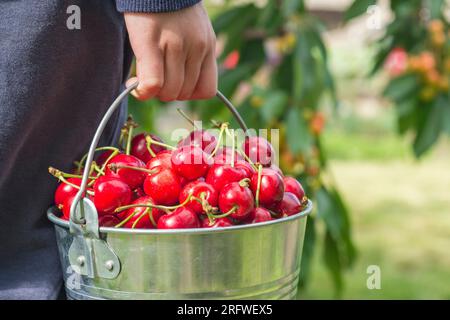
50, 117, 308, 229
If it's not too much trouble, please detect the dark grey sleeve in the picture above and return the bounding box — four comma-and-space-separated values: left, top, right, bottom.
116, 0, 202, 13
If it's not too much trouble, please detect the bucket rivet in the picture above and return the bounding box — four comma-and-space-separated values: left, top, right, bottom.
77, 256, 85, 267
105, 260, 114, 271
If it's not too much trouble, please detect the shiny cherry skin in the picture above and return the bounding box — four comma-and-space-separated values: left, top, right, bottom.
213, 147, 243, 165
157, 207, 200, 229
143, 167, 182, 205
218, 182, 255, 221
179, 181, 218, 215
131, 133, 166, 163
250, 168, 284, 207
146, 150, 173, 170
93, 176, 132, 214
117, 196, 163, 229
276, 192, 302, 217
245, 207, 273, 224
178, 130, 218, 154
206, 164, 247, 193
283, 176, 305, 202
234, 160, 256, 178
61, 195, 76, 221
105, 154, 146, 189
98, 215, 121, 227
171, 145, 212, 181
202, 217, 234, 228
242, 136, 274, 167
54, 177, 82, 207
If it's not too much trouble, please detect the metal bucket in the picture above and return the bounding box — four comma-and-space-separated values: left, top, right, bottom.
47, 83, 313, 300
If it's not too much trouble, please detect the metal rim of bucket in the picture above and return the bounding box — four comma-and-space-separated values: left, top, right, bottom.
48, 199, 312, 235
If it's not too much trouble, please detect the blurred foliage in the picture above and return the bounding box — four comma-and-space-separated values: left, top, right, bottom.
129, 0, 356, 295
346, 0, 450, 157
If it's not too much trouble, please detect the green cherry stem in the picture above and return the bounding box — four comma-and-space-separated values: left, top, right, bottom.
108, 163, 156, 175
255, 164, 263, 208
48, 167, 94, 196
96, 149, 120, 176
208, 123, 228, 159
114, 209, 137, 228
145, 135, 176, 152
48, 167, 96, 180
236, 149, 258, 170
148, 207, 157, 228
131, 207, 149, 229
210, 205, 238, 219
114, 193, 193, 214
77, 147, 119, 172
126, 125, 134, 156
177, 108, 199, 129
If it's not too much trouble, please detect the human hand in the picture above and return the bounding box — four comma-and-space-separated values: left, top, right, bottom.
124, 3, 217, 101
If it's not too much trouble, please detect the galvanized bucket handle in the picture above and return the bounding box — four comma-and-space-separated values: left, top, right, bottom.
70, 82, 248, 225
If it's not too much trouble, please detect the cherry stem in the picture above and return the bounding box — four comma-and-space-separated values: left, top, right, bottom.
225, 128, 236, 167
48, 167, 96, 180
96, 149, 120, 176
192, 194, 218, 224
108, 163, 156, 175
177, 108, 199, 129
145, 135, 176, 152
77, 147, 119, 173
145, 136, 157, 158
255, 164, 263, 208
208, 123, 228, 159
114, 193, 193, 213
236, 149, 258, 170
126, 125, 134, 156
114, 210, 137, 228
239, 178, 251, 188
148, 207, 157, 228
48, 167, 94, 196
210, 205, 238, 219
131, 207, 149, 229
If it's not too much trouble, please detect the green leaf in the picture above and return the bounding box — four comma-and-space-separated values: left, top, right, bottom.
383, 74, 419, 103
344, 0, 376, 22
324, 230, 343, 296
286, 107, 312, 153
413, 98, 444, 157
260, 91, 288, 123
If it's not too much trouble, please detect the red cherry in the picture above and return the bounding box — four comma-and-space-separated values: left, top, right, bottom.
283, 176, 305, 202
146, 150, 173, 170
157, 207, 200, 229
242, 136, 274, 167
171, 145, 212, 181
179, 181, 218, 214
98, 215, 121, 227
131, 133, 166, 163
250, 168, 284, 207
244, 207, 273, 224
93, 176, 132, 214
117, 196, 163, 229
105, 154, 146, 189
54, 177, 81, 207
218, 182, 254, 220
143, 167, 182, 206
61, 195, 76, 221
275, 192, 302, 217
213, 147, 243, 165
234, 160, 256, 178
96, 150, 115, 167
205, 164, 247, 193
178, 130, 218, 154
202, 217, 233, 228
